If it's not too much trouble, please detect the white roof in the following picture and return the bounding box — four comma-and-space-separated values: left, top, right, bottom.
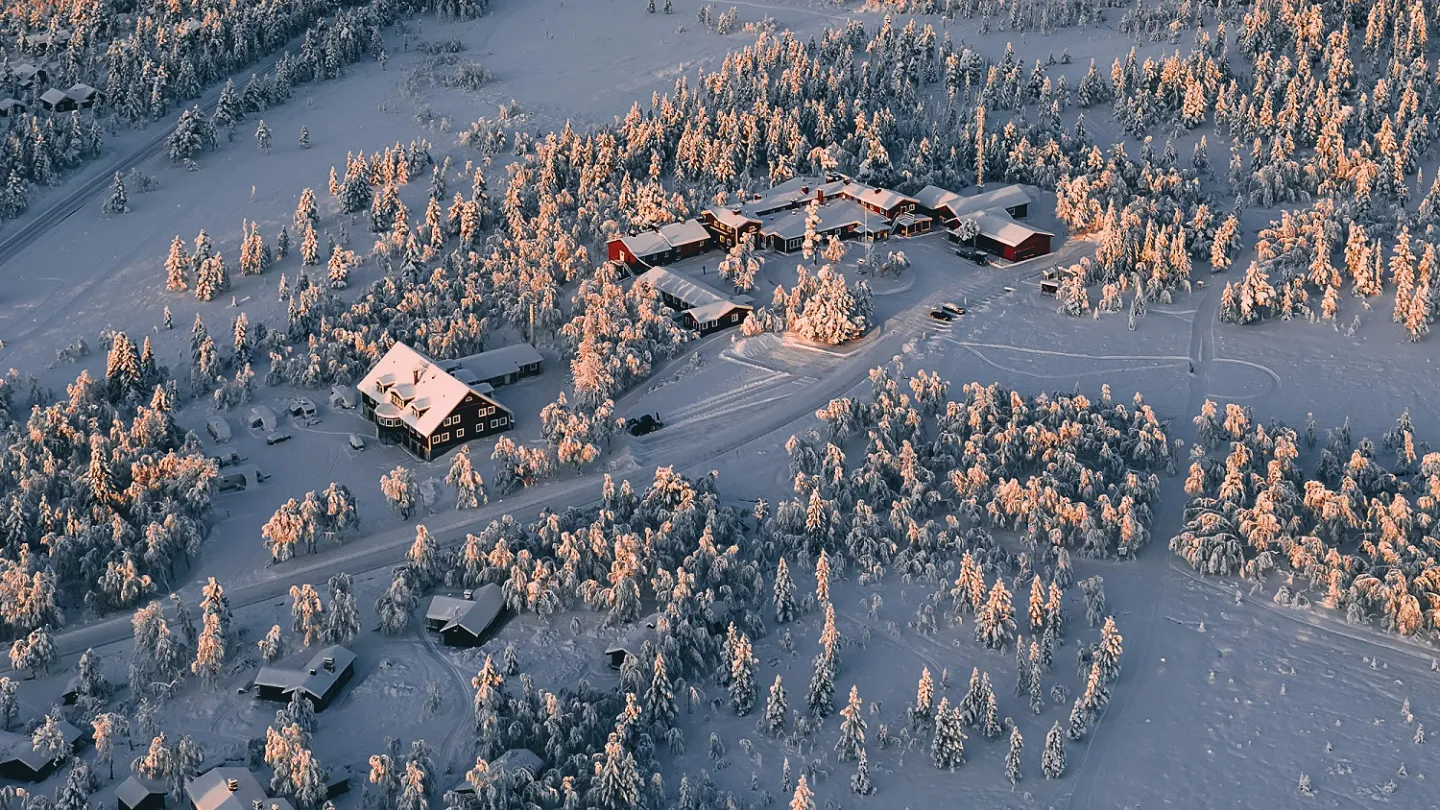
39, 88, 68, 104
686, 300, 752, 324
456, 344, 543, 383
836, 181, 916, 212
761, 199, 887, 241
357, 343, 505, 436
619, 230, 670, 258
704, 207, 760, 229
426, 584, 504, 636
637, 266, 731, 308
957, 210, 1053, 247
187, 768, 296, 810
918, 184, 1031, 219
914, 184, 966, 212
66, 83, 98, 98
116, 776, 166, 809
605, 613, 664, 657
254, 645, 356, 702
247, 406, 277, 428
657, 219, 710, 246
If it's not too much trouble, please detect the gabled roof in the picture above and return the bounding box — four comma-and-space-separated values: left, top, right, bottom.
686, 300, 752, 324
254, 645, 355, 702
917, 184, 1032, 219
66, 82, 98, 98
636, 266, 731, 309
39, 88, 68, 105
704, 207, 761, 229
657, 219, 711, 247
837, 181, 916, 212
428, 584, 504, 637
455, 344, 543, 384
914, 184, 966, 212
957, 210, 1054, 247
116, 775, 166, 808
618, 230, 670, 258
187, 767, 296, 810
358, 343, 503, 436
0, 721, 83, 773
605, 613, 664, 658
760, 199, 888, 241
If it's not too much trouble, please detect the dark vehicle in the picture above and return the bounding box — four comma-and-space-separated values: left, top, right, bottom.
626, 413, 664, 436
210, 450, 246, 468
955, 247, 990, 266
941, 302, 967, 316
265, 430, 293, 446
928, 309, 953, 322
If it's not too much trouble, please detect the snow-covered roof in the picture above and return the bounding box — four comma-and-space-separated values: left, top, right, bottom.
247, 406, 277, 430
66, 82, 98, 99
619, 230, 670, 258
427, 584, 504, 637
116, 776, 166, 809
761, 199, 888, 241
704, 207, 761, 229
187, 767, 296, 810
39, 88, 68, 105
206, 417, 232, 440
837, 181, 916, 212
892, 212, 932, 227
12, 64, 41, 79
686, 300, 752, 324
957, 210, 1054, 247
254, 645, 355, 703
914, 184, 966, 212
636, 266, 730, 308
358, 343, 504, 437
0, 721, 82, 773
917, 184, 1032, 219
605, 614, 663, 659
657, 219, 711, 247
455, 343, 543, 384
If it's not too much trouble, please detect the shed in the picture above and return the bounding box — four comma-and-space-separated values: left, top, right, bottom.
0, 721, 85, 781
324, 765, 351, 799
13, 64, 45, 88
0, 98, 26, 116
206, 417, 233, 443
1039, 280, 1060, 296
247, 406, 277, 432
425, 584, 505, 647
116, 775, 167, 810
448, 749, 544, 796
605, 614, 663, 669
39, 88, 74, 112
329, 385, 356, 409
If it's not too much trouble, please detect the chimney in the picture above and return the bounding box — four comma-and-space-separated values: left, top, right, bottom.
463, 589, 474, 600
800, 185, 809, 194
227, 779, 241, 792
817, 189, 825, 204
308, 667, 318, 676
252, 801, 263, 810
412, 365, 422, 385
323, 657, 335, 672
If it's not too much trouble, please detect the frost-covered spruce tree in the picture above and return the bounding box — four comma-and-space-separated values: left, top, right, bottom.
301, 223, 320, 266
815, 550, 832, 603
594, 734, 642, 810
761, 675, 788, 734
909, 666, 935, 730
851, 748, 874, 795
773, 557, 797, 623
1080, 577, 1106, 628
976, 578, 1017, 650
1042, 721, 1066, 778
729, 631, 758, 716
1092, 617, 1123, 683
808, 646, 837, 717
646, 651, 677, 728
790, 775, 815, 810
256, 120, 273, 153
958, 667, 983, 728
1005, 725, 1023, 787
981, 689, 1003, 739
931, 697, 966, 769
0, 677, 15, 732
104, 172, 129, 215
290, 584, 325, 647
835, 685, 867, 761
299, 126, 311, 149
190, 611, 225, 685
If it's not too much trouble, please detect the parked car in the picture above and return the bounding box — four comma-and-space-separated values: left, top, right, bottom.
265, 430, 293, 445
287, 397, 319, 424
218, 473, 248, 492
210, 450, 246, 468
348, 433, 365, 451
941, 302, 967, 316
928, 309, 953, 322
626, 413, 664, 436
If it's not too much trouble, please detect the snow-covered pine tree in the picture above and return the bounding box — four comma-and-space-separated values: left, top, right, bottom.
835, 685, 867, 761
256, 120, 273, 153
930, 697, 965, 769
774, 557, 797, 623
646, 651, 677, 728
975, 578, 1017, 650
909, 666, 935, 729
104, 172, 129, 215
299, 126, 310, 149
325, 573, 360, 645
1005, 725, 1023, 787
190, 611, 225, 685
729, 631, 757, 715
761, 674, 788, 734
790, 774, 815, 810
445, 446, 489, 509
1092, 616, 1123, 683
851, 748, 874, 795
1042, 721, 1066, 778
164, 238, 190, 293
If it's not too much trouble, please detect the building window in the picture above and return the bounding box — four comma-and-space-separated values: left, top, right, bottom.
438, 432, 449, 442
730, 313, 740, 322
476, 423, 484, 433
490, 419, 499, 428
456, 428, 464, 438
498, 416, 508, 426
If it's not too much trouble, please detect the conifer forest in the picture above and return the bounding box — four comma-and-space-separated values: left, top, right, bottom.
0, 0, 1435, 807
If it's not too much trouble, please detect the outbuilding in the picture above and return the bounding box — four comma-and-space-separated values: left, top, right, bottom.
65, 83, 101, 108
0, 721, 85, 781
247, 406, 277, 432
452, 344, 544, 389
950, 211, 1053, 262
329, 385, 357, 409
0, 98, 26, 117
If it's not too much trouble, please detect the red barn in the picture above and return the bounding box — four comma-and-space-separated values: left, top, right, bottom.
606, 219, 713, 272
951, 211, 1053, 262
